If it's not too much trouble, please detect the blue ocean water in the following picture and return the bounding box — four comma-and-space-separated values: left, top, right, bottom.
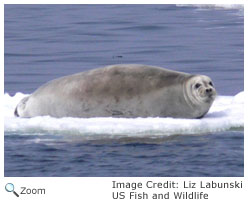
4, 4, 244, 177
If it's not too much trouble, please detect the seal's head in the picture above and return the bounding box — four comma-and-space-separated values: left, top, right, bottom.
184, 75, 217, 118
190, 75, 216, 103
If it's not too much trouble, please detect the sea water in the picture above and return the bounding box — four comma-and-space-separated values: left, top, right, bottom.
4, 4, 244, 177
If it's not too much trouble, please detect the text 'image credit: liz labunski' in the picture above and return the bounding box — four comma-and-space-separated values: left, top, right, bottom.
112, 180, 243, 200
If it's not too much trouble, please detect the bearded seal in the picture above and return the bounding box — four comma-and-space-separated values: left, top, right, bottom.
14, 64, 216, 118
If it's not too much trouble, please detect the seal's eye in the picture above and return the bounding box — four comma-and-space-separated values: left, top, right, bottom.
209, 81, 213, 86
195, 83, 201, 89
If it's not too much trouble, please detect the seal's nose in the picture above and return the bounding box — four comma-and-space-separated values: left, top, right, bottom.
206, 88, 212, 93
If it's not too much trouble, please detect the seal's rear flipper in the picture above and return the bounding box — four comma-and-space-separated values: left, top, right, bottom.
14, 106, 19, 117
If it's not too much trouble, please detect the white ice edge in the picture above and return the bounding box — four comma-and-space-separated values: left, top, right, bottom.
176, 4, 244, 10
4, 91, 244, 138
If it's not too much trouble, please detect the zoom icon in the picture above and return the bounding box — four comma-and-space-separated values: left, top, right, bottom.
5, 183, 19, 197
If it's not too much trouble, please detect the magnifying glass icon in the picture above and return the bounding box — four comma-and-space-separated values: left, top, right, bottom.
5, 183, 19, 197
